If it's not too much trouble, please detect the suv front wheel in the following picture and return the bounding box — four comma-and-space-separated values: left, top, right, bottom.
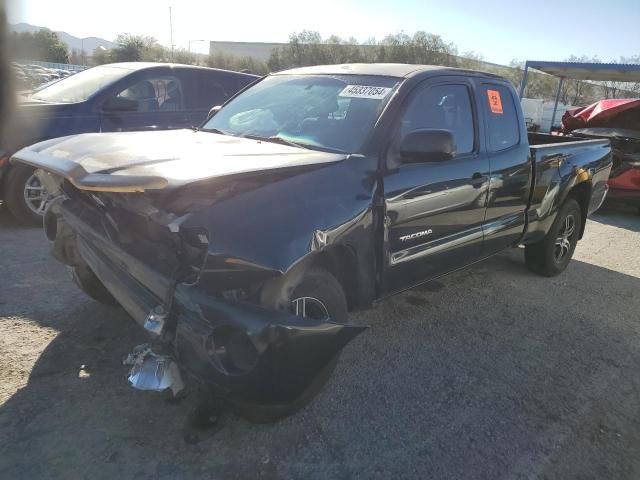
5, 165, 51, 226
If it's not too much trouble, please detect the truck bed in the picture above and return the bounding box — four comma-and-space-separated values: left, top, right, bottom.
528, 132, 605, 146
522, 132, 612, 245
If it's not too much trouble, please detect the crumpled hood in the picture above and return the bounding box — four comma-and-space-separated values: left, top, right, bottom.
11, 129, 346, 192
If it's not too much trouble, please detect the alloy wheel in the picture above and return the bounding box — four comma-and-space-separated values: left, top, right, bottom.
23, 173, 51, 216
554, 213, 575, 262
291, 296, 331, 322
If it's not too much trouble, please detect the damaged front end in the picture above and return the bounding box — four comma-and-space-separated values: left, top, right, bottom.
571, 128, 640, 206
42, 177, 365, 418
124, 344, 185, 396
173, 288, 364, 413
564, 100, 640, 207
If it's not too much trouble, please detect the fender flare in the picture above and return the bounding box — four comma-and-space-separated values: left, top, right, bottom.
259, 243, 367, 312
557, 165, 592, 239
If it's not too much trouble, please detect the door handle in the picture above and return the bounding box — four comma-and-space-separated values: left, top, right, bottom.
471, 173, 486, 189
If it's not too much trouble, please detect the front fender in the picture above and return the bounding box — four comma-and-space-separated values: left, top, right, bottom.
184, 156, 379, 298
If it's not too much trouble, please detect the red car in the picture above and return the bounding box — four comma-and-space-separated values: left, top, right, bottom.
563, 99, 640, 211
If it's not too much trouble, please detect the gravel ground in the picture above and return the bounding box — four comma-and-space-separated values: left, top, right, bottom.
1, 203, 639, 480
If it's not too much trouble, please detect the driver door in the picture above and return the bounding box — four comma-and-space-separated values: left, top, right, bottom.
382, 79, 490, 294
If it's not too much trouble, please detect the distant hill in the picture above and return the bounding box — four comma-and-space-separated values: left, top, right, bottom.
9, 22, 116, 53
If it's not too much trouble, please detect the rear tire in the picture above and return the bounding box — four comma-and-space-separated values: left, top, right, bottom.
525, 198, 582, 277
71, 265, 119, 305
5, 165, 49, 226
234, 267, 348, 423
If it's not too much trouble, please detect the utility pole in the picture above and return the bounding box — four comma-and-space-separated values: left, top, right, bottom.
169, 6, 174, 61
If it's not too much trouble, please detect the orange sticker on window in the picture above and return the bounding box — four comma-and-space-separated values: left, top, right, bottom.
487, 89, 503, 114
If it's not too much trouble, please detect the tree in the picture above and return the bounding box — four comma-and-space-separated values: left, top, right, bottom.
458, 51, 485, 70
173, 48, 204, 66
267, 30, 459, 72
595, 56, 640, 100
92, 46, 110, 66
69, 48, 87, 65
207, 51, 268, 75
9, 29, 69, 63
557, 55, 593, 105
110, 34, 166, 62
91, 35, 211, 67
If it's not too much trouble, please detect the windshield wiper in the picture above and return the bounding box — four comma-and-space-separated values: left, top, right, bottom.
242, 134, 307, 149
265, 136, 307, 148
199, 127, 230, 135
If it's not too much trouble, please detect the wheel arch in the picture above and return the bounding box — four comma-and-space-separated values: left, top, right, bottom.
259, 243, 375, 312
566, 181, 592, 239
305, 245, 362, 311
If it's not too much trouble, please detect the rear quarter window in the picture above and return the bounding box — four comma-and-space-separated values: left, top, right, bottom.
481, 84, 519, 151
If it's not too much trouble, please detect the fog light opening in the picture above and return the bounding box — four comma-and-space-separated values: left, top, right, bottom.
209, 326, 259, 375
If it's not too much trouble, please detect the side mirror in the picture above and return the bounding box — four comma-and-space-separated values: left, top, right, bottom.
103, 96, 138, 112
400, 129, 456, 163
207, 105, 222, 119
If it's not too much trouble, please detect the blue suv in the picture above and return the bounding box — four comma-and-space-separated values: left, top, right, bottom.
1, 62, 257, 224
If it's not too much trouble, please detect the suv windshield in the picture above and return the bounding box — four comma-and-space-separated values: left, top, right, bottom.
31, 66, 131, 103
203, 74, 399, 153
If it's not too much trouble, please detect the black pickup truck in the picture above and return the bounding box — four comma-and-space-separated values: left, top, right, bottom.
11, 64, 612, 421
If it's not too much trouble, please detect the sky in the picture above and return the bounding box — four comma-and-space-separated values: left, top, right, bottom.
7, 0, 640, 65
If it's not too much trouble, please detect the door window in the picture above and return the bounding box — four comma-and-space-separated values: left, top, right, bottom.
400, 84, 475, 154
116, 76, 184, 112
480, 84, 519, 151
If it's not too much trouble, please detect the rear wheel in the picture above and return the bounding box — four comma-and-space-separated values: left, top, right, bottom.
525, 198, 582, 277
234, 267, 348, 422
5, 165, 51, 226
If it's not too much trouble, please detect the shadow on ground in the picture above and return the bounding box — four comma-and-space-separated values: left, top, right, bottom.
591, 202, 640, 232
1, 232, 640, 479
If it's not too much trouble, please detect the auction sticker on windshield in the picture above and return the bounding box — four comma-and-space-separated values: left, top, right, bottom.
339, 85, 392, 99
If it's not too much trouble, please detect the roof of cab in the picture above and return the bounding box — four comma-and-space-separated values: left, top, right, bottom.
274, 63, 504, 80
104, 62, 204, 70
98, 62, 258, 77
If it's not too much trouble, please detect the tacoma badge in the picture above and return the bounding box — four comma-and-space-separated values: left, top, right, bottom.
399, 229, 433, 242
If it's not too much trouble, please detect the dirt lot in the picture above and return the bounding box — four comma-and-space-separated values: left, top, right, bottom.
1, 204, 639, 480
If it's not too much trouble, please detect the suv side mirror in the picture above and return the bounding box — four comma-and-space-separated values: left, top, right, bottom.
207, 105, 222, 119
400, 129, 456, 163
103, 96, 138, 112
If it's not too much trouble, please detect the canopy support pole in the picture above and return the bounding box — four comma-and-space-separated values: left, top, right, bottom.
550, 77, 564, 131
519, 62, 530, 98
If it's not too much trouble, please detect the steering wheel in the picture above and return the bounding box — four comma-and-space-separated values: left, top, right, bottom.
269, 102, 308, 131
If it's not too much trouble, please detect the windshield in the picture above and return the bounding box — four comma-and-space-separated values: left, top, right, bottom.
31, 66, 131, 103
203, 74, 399, 153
